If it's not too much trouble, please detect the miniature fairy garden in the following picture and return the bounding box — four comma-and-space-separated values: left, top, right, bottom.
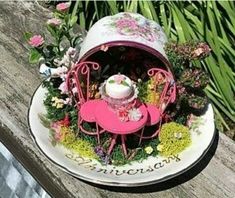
25, 3, 211, 166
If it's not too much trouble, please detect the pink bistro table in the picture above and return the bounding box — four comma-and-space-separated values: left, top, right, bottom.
95, 100, 148, 157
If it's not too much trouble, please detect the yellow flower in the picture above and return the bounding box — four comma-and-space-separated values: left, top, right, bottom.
144, 146, 153, 154
51, 97, 64, 108
56, 102, 64, 109
51, 96, 58, 101
157, 144, 164, 152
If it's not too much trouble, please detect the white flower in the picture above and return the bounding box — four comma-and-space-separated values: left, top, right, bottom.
60, 73, 67, 81
53, 58, 61, 66
63, 98, 72, 105
144, 146, 153, 154
128, 108, 142, 121
72, 87, 78, 94
50, 66, 68, 80
174, 132, 182, 139
56, 66, 68, 75
53, 48, 77, 68
66, 47, 76, 58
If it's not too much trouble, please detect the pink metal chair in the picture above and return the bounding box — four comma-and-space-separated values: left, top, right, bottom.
66, 61, 104, 144
137, 68, 176, 143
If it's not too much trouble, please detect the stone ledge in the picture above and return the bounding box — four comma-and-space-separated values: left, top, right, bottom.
0, 1, 234, 198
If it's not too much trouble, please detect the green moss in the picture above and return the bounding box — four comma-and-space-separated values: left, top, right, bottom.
158, 122, 191, 157
111, 137, 160, 166
60, 127, 98, 159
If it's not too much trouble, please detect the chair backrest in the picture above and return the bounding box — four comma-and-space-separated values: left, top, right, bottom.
147, 68, 176, 113
66, 61, 100, 106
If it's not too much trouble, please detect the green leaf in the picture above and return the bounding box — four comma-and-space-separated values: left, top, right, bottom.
46, 25, 57, 38
71, 0, 79, 18
78, 1, 85, 29
139, 1, 153, 20
127, 0, 138, 12
69, 15, 78, 27
29, 49, 42, 64
108, 80, 115, 84
121, 81, 130, 87
106, 0, 118, 15
23, 32, 32, 42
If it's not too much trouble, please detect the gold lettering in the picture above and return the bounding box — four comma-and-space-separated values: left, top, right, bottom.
154, 162, 164, 169
115, 170, 126, 176
74, 156, 85, 163
65, 153, 74, 159
109, 168, 116, 174
84, 164, 97, 171
173, 154, 181, 162
97, 168, 108, 174
138, 166, 154, 174
127, 169, 139, 175
65, 153, 181, 177
77, 158, 93, 165
162, 158, 170, 164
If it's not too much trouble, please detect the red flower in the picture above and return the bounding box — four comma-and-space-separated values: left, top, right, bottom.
117, 107, 129, 122
58, 113, 70, 127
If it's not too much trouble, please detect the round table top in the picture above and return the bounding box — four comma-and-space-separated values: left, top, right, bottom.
95, 100, 148, 135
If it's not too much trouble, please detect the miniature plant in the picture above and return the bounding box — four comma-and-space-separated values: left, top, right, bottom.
164, 41, 210, 124
24, 2, 82, 66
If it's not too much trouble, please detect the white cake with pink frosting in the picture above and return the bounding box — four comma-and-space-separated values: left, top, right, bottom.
105, 74, 133, 99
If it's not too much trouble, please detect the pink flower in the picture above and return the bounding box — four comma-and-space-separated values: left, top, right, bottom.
117, 107, 129, 122
186, 114, 195, 127
47, 18, 61, 26
114, 74, 125, 84
56, 2, 70, 12
28, 35, 44, 47
51, 122, 62, 141
116, 18, 138, 30
59, 81, 68, 94
50, 114, 70, 141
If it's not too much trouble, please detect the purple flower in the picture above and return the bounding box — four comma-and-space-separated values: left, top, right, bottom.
101, 155, 111, 165
94, 146, 111, 164
94, 146, 106, 157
